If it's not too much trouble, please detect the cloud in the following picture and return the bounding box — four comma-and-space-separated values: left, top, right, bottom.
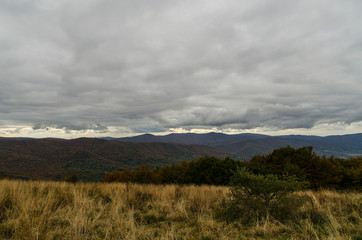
32, 122, 108, 132
0, 0, 362, 137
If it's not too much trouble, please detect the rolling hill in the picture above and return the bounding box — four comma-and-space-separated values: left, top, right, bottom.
0, 138, 227, 181
107, 132, 362, 159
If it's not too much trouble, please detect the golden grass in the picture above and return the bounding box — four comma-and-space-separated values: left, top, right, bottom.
0, 180, 360, 240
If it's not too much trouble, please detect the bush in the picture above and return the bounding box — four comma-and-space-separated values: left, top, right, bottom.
64, 173, 78, 183
217, 168, 307, 223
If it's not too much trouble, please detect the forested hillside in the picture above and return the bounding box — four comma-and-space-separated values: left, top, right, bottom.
0, 138, 226, 181
110, 133, 362, 159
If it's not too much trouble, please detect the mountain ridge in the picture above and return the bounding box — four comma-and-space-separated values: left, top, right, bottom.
103, 132, 362, 159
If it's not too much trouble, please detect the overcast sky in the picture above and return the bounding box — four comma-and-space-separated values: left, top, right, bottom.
1, 0, 362, 138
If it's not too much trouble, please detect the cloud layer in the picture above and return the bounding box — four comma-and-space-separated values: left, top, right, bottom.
1, 0, 362, 137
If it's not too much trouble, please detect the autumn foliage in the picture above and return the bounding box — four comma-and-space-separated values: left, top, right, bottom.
104, 146, 361, 190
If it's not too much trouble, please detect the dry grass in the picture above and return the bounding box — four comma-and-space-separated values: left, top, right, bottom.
0, 180, 360, 240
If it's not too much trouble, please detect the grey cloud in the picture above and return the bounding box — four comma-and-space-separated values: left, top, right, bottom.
32, 122, 108, 132
0, 0, 362, 135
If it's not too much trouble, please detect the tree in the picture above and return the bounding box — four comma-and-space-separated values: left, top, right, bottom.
133, 164, 161, 184
218, 168, 306, 223
64, 173, 78, 183
103, 169, 135, 182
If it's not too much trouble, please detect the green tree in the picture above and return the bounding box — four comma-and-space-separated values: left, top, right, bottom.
218, 168, 306, 223
133, 164, 161, 184
64, 173, 78, 183
248, 146, 350, 189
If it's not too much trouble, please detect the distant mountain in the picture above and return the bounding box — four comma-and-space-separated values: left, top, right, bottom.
323, 134, 362, 152
108, 132, 269, 145
0, 138, 227, 181
214, 136, 347, 159
107, 133, 362, 159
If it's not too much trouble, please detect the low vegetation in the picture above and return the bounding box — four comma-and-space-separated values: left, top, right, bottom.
217, 168, 307, 224
0, 179, 360, 239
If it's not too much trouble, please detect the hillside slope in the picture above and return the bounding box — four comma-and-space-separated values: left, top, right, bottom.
0, 138, 226, 181
109, 133, 362, 159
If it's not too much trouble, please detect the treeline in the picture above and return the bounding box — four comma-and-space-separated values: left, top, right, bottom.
104, 156, 245, 185
104, 146, 361, 189
249, 146, 361, 189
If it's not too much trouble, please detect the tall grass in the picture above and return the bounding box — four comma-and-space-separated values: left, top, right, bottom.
0, 179, 360, 239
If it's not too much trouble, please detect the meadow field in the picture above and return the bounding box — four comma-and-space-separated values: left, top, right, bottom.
0, 180, 360, 240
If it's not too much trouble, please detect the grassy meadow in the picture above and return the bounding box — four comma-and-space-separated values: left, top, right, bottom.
0, 180, 360, 240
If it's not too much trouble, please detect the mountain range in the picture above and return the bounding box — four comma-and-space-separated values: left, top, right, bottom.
0, 133, 361, 181
104, 132, 362, 159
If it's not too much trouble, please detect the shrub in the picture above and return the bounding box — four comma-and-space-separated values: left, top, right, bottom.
63, 173, 78, 183
218, 168, 307, 223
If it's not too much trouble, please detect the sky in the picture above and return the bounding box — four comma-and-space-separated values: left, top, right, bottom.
0, 0, 362, 138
